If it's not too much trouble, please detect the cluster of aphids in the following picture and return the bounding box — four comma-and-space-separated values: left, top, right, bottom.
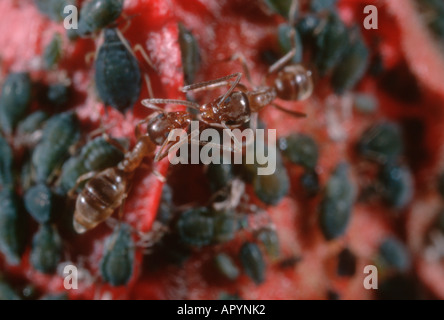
0, 0, 392, 298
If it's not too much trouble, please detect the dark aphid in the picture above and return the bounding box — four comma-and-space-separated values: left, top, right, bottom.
263, 0, 293, 17
177, 207, 214, 247
327, 290, 340, 300
32, 112, 80, 183
212, 211, 237, 243
279, 133, 319, 169
331, 32, 369, 95
0, 280, 20, 300
0, 189, 27, 265
100, 223, 135, 286
278, 23, 302, 64
257, 228, 280, 259
379, 237, 411, 272
279, 256, 301, 269
95, 28, 142, 112
24, 184, 55, 224
206, 161, 234, 193
16, 111, 49, 138
30, 224, 62, 274
416, 0, 444, 43
47, 83, 70, 109
319, 164, 355, 240
379, 163, 413, 209
57, 157, 85, 195
300, 169, 320, 197
296, 14, 322, 40
214, 253, 240, 281
353, 93, 378, 114
43, 33, 62, 70
34, 0, 77, 22
0, 72, 32, 135
357, 122, 404, 163
310, 0, 338, 13
0, 136, 14, 188
80, 136, 126, 172
377, 275, 419, 300
239, 242, 266, 285
156, 184, 174, 225
78, 0, 124, 36
337, 248, 356, 277
40, 293, 69, 300
315, 13, 349, 75
58, 136, 125, 194
219, 292, 242, 300
252, 142, 289, 206
178, 23, 201, 85
253, 166, 289, 206
15, 111, 48, 149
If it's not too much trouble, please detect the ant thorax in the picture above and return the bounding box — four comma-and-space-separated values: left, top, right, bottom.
200, 91, 251, 127
247, 87, 277, 113
147, 112, 192, 145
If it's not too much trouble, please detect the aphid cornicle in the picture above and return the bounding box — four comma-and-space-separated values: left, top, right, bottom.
0, 188, 27, 266
100, 223, 135, 286
0, 72, 32, 135
78, 0, 124, 36
31, 112, 80, 183
378, 237, 411, 272
319, 164, 355, 240
95, 28, 142, 112
239, 242, 266, 285
30, 224, 63, 274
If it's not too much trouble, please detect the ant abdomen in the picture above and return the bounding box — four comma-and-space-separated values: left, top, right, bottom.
274, 65, 313, 101
74, 168, 129, 234
201, 91, 250, 127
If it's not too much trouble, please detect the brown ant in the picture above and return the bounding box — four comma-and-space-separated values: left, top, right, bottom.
73, 78, 244, 234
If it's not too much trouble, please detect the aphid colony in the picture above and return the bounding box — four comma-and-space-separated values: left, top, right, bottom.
0, 0, 413, 298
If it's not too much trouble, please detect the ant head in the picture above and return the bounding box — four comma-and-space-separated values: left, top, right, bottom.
147, 111, 191, 145
201, 91, 251, 127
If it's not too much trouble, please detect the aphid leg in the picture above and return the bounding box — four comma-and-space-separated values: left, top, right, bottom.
271, 102, 307, 118
68, 171, 99, 198
221, 121, 243, 153
102, 133, 128, 153
141, 98, 200, 111
133, 44, 156, 70
143, 74, 155, 99
267, 48, 297, 75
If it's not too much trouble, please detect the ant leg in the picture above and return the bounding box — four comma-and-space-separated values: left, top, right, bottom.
68, 171, 99, 198
268, 48, 296, 75
141, 98, 200, 111
133, 44, 156, 70
181, 72, 243, 106
272, 103, 307, 117
223, 53, 253, 86
143, 74, 155, 99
